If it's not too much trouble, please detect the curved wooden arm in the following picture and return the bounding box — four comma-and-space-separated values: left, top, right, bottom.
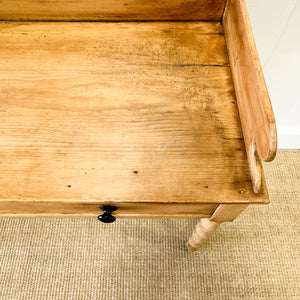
223, 0, 277, 193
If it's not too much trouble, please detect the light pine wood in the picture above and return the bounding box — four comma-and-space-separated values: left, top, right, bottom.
209, 203, 249, 222
186, 218, 220, 251
0, 1, 276, 251
0, 0, 226, 21
0, 21, 269, 215
187, 203, 249, 250
0, 201, 216, 217
223, 0, 277, 194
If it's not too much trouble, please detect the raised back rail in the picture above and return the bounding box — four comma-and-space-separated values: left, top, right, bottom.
0, 0, 226, 21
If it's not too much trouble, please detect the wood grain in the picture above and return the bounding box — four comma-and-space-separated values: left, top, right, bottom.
209, 203, 249, 222
223, 0, 277, 193
0, 0, 226, 21
0, 22, 269, 212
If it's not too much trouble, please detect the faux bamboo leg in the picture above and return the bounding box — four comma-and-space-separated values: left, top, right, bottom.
186, 218, 221, 251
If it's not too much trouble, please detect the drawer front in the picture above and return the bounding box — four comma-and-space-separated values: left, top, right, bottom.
0, 201, 216, 218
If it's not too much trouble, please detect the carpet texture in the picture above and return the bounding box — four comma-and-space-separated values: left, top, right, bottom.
0, 151, 299, 299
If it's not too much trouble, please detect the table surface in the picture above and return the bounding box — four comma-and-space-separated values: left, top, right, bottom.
0, 21, 268, 204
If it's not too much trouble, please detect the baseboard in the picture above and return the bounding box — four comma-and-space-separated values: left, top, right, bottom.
278, 134, 300, 149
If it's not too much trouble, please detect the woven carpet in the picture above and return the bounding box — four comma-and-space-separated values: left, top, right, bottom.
0, 151, 299, 299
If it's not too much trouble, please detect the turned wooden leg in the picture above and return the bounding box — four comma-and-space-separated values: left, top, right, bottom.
186, 218, 221, 251
186, 204, 249, 251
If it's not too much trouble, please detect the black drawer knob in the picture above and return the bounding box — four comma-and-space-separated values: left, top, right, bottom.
98, 206, 117, 223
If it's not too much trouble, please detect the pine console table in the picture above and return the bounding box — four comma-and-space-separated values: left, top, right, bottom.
0, 0, 277, 251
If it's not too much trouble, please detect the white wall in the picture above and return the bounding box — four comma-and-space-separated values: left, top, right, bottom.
246, 0, 300, 149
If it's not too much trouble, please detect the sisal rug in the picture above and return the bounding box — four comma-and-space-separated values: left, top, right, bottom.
0, 151, 299, 299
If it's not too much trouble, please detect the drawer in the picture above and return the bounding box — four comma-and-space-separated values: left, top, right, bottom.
0, 201, 217, 218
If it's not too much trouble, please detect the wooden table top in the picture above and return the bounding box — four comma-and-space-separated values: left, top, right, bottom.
0, 21, 268, 204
